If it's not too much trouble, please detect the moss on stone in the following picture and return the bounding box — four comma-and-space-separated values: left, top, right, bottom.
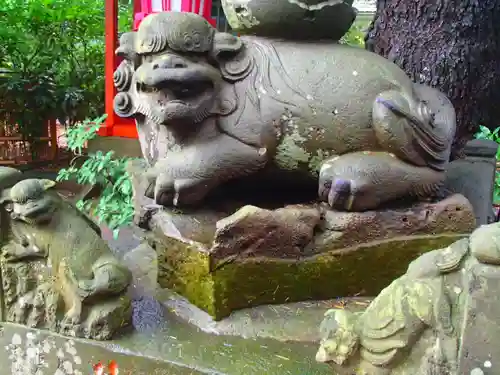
153, 235, 216, 316
155, 233, 467, 320
274, 130, 311, 171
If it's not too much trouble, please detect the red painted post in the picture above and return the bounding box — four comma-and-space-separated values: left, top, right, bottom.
101, 0, 119, 137
105, 0, 215, 138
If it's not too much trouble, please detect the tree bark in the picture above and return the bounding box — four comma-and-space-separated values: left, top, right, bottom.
365, 0, 500, 159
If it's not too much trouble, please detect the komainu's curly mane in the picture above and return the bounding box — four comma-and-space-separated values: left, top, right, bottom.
229, 37, 311, 124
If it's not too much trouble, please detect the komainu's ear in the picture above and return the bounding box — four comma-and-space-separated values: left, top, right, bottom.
210, 32, 253, 82
116, 32, 138, 61
39, 179, 56, 191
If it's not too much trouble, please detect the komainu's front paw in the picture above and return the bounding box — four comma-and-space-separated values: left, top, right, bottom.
61, 308, 82, 326
154, 175, 212, 207
77, 279, 96, 299
317, 153, 389, 212
318, 160, 362, 211
318, 176, 357, 211
3, 243, 44, 262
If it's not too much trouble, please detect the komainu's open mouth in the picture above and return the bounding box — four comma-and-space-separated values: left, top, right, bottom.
133, 61, 220, 124
136, 80, 213, 104
136, 66, 215, 103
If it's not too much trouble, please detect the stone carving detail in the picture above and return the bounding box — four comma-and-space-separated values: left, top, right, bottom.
113, 11, 457, 212
315, 222, 500, 375
221, 0, 357, 40
0, 169, 132, 340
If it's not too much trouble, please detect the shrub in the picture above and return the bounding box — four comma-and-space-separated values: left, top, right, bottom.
340, 23, 366, 47
57, 115, 135, 237
0, 0, 133, 140
475, 125, 500, 203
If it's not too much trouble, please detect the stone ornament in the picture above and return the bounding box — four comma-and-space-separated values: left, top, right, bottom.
221, 0, 357, 40
113, 11, 457, 212
315, 222, 500, 375
0, 168, 132, 340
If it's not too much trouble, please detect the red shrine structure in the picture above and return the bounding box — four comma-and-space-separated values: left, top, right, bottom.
100, 0, 219, 138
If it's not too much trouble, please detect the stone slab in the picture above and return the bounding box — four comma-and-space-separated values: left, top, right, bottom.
160, 288, 372, 343
0, 296, 334, 375
463, 139, 498, 158
125, 155, 479, 320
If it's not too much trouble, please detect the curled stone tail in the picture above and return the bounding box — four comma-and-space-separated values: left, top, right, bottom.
375, 97, 448, 170
373, 88, 456, 172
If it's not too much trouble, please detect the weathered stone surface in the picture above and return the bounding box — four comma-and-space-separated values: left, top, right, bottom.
212, 204, 322, 263
160, 287, 372, 343
442, 139, 498, 226
122, 242, 158, 298
319, 194, 474, 251
138, 191, 475, 320
457, 223, 500, 375
315, 222, 500, 375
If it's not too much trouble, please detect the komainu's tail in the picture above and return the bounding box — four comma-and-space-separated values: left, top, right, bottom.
372, 83, 456, 172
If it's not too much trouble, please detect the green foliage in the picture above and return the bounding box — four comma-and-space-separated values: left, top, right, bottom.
340, 23, 366, 47
57, 115, 135, 238
475, 125, 500, 203
0, 0, 133, 140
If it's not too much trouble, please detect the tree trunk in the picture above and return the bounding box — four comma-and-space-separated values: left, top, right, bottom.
365, 0, 500, 159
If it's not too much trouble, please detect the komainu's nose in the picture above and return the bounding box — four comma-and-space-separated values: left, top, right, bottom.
152, 55, 188, 70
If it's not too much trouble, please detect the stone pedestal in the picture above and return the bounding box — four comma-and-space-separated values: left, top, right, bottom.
134, 184, 475, 319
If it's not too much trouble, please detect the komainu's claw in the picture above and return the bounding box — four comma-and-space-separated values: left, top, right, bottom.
326, 178, 355, 211
318, 152, 444, 212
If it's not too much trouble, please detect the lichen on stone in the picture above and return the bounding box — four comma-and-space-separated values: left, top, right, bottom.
221, 0, 261, 31
274, 129, 311, 171
308, 149, 334, 176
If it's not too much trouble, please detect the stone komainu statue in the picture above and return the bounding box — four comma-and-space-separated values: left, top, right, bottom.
112, 11, 456, 211
0, 171, 132, 340
315, 223, 500, 375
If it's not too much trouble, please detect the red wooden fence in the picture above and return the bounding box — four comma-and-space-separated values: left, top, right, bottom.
0, 121, 69, 166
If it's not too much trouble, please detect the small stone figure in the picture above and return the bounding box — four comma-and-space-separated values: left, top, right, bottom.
0, 177, 132, 340
315, 222, 500, 375
113, 11, 456, 211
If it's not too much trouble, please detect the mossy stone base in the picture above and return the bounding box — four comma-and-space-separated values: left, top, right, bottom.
147, 194, 476, 320
154, 234, 468, 320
